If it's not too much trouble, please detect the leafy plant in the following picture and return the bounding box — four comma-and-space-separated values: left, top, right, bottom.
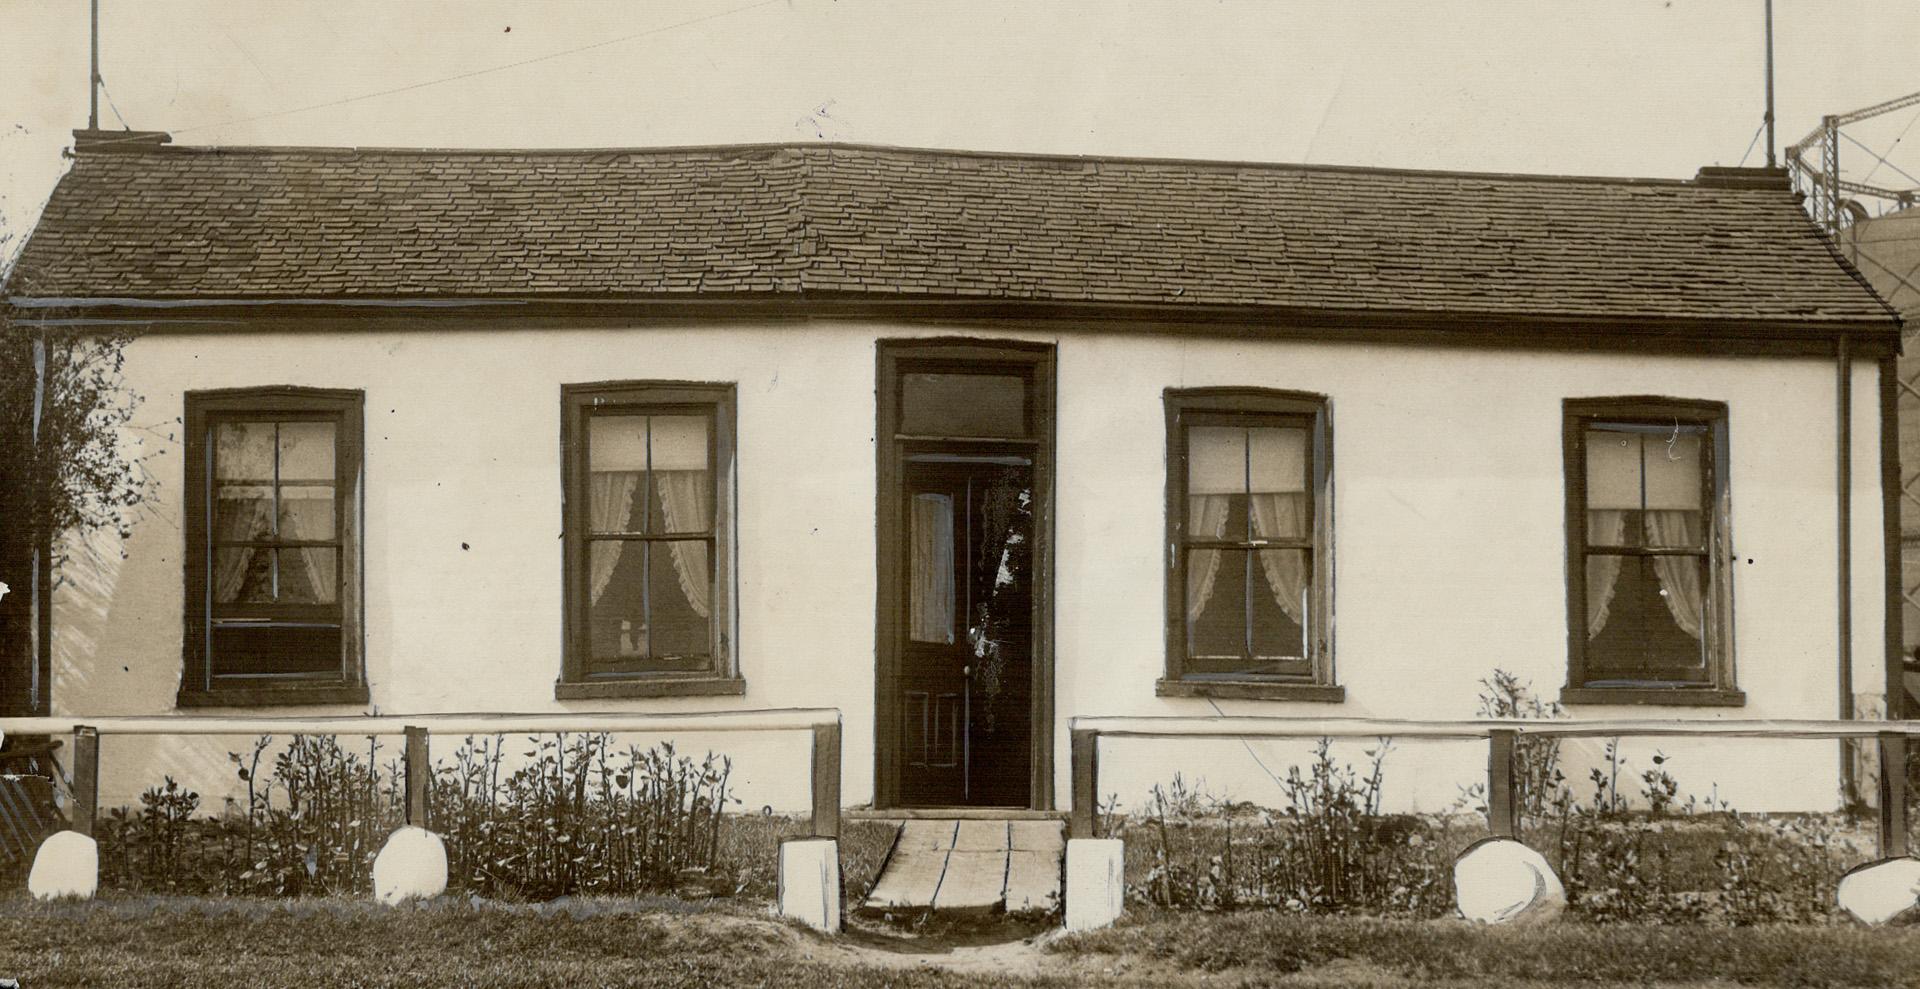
1126, 742, 1457, 917
96, 733, 747, 900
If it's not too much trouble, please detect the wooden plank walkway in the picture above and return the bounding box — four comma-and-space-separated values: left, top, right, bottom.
859, 818, 1064, 916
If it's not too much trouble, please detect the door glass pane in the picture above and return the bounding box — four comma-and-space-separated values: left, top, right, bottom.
1250, 549, 1309, 659
278, 485, 336, 540
901, 373, 1026, 437
277, 421, 336, 481
587, 541, 646, 660
909, 493, 955, 644
649, 540, 713, 658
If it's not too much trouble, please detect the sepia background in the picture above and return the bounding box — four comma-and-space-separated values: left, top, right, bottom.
4, 0, 1920, 250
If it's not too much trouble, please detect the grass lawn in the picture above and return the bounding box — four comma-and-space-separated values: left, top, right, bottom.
4, 896, 1920, 988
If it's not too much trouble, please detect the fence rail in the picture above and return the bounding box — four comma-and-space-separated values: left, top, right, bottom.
0, 707, 843, 840
1068, 715, 1920, 859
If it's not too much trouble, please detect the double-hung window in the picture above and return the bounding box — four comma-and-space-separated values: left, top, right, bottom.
559, 382, 738, 698
181, 388, 365, 706
1160, 389, 1338, 701
1563, 398, 1740, 705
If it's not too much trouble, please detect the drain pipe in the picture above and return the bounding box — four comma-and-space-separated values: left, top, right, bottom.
1838, 335, 1857, 802
1882, 356, 1906, 722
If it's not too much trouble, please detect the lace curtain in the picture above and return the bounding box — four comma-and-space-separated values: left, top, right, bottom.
213, 491, 332, 604
909, 493, 955, 643
587, 470, 712, 621
1186, 493, 1308, 625
1584, 427, 1707, 644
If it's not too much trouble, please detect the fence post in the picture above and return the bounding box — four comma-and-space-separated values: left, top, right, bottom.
1487, 729, 1518, 839
811, 721, 840, 839
404, 726, 429, 829
1070, 728, 1098, 839
70, 725, 99, 837
1878, 731, 1909, 859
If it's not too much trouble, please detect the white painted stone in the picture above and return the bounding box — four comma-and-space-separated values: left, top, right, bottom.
1453, 837, 1565, 925
1063, 838, 1125, 932
371, 826, 448, 906
778, 837, 842, 933
28, 831, 98, 901
1837, 857, 1920, 925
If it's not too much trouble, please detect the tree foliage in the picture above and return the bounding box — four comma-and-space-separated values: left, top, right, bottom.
1, 233, 150, 714
0, 327, 149, 556
0, 241, 149, 566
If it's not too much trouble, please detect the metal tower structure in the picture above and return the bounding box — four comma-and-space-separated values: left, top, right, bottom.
1797, 91, 1920, 719
1787, 90, 1920, 235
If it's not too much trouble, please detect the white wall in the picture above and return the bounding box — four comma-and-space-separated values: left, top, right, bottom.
51, 319, 1888, 815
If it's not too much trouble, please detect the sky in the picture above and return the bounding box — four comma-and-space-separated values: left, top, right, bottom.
2, 0, 1918, 260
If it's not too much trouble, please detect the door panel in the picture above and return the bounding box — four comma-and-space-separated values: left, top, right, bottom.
895, 461, 1033, 807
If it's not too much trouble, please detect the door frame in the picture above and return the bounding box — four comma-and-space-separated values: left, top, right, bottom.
875, 337, 1055, 810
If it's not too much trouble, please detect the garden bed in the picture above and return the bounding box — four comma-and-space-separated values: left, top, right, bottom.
1099, 672, 1890, 926
57, 732, 897, 904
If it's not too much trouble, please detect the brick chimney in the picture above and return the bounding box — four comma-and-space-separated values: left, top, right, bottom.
71, 129, 172, 153
1694, 165, 1791, 191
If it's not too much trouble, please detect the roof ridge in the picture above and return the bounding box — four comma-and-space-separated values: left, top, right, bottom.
14, 138, 1898, 328
88, 138, 1718, 189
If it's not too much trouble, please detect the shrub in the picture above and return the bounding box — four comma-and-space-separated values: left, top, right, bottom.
1476, 671, 1862, 925
1112, 671, 1868, 925
1124, 742, 1461, 917
96, 733, 755, 900
432, 734, 736, 900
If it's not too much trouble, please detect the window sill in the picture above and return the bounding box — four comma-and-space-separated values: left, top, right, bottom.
1559, 686, 1746, 708
177, 682, 369, 708
555, 676, 746, 700
1156, 678, 1345, 703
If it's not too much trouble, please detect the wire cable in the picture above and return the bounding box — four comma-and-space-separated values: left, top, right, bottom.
98, 76, 131, 131
1842, 131, 1920, 190
1863, 107, 1920, 185
80, 0, 792, 150
1738, 116, 1767, 168
1204, 696, 1292, 796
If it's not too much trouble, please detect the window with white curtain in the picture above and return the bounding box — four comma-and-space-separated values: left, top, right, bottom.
1161, 389, 1337, 700
181, 387, 365, 707
1564, 399, 1739, 705
560, 383, 738, 697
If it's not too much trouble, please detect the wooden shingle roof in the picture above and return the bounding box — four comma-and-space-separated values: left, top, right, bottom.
6, 141, 1899, 329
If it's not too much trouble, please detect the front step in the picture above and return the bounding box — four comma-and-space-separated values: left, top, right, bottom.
860, 819, 1065, 916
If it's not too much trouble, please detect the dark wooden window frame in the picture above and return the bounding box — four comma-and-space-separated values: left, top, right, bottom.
1160, 388, 1341, 702
557, 381, 741, 699
180, 387, 367, 708
875, 338, 1056, 810
1562, 396, 1743, 707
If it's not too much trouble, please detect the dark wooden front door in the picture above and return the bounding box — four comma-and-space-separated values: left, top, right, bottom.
895, 458, 1035, 806
877, 340, 1053, 810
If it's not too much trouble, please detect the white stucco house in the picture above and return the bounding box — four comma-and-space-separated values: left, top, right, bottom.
1, 131, 1906, 815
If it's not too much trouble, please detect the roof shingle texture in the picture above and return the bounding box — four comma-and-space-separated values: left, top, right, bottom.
7, 142, 1896, 325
